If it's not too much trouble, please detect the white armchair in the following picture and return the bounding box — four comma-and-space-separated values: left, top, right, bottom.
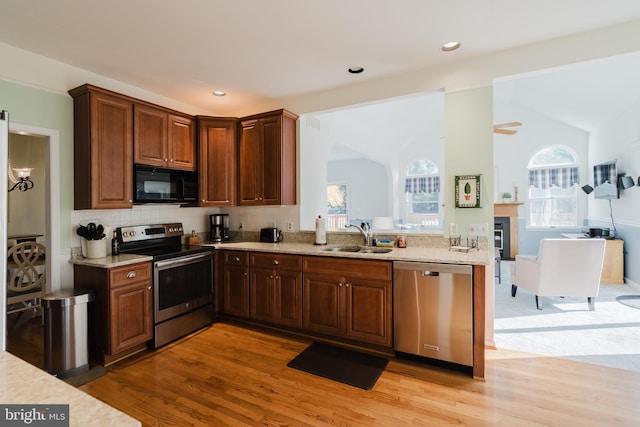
510, 238, 606, 310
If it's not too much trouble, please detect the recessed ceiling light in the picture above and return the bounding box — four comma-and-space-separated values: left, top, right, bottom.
348, 67, 364, 74
212, 90, 226, 96
441, 41, 461, 52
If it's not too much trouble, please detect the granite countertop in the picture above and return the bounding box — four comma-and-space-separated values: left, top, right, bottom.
69, 253, 153, 268
0, 351, 140, 427
68, 237, 491, 268
203, 241, 491, 265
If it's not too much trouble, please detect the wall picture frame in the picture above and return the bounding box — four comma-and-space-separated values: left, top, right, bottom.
455, 175, 481, 208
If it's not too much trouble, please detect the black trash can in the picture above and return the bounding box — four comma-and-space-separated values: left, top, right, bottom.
42, 289, 95, 378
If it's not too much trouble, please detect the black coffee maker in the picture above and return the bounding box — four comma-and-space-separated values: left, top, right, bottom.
210, 214, 230, 242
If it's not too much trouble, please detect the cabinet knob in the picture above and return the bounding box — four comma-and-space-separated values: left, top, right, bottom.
127, 271, 137, 279
272, 259, 279, 265
147, 286, 152, 290
345, 283, 351, 288
170, 158, 174, 162
233, 256, 240, 262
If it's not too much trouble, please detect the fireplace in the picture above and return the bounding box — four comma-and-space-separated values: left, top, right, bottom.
494, 217, 511, 260
494, 202, 522, 259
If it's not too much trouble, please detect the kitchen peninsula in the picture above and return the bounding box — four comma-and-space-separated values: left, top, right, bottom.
208, 241, 490, 379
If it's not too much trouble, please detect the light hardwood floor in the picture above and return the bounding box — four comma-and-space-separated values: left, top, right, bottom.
73, 322, 640, 427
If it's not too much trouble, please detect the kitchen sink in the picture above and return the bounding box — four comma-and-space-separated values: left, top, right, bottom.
322, 245, 392, 254
322, 245, 361, 252
357, 247, 393, 253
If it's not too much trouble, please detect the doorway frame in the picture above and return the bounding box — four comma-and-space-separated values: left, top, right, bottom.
2, 123, 60, 342
9, 123, 60, 292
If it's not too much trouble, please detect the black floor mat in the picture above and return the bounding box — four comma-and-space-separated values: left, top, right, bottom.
287, 342, 388, 390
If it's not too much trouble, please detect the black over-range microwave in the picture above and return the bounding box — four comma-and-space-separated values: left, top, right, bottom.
134, 164, 198, 204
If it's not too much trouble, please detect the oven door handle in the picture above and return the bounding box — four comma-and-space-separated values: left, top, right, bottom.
154, 252, 212, 269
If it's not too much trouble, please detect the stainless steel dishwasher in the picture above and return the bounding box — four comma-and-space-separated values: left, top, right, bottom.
393, 261, 473, 367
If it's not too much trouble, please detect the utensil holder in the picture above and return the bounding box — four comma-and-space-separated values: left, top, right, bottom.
85, 238, 107, 259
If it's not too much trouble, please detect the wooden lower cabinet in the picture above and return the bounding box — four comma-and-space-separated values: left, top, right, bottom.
74, 261, 153, 365
220, 251, 392, 348
302, 256, 392, 347
222, 251, 250, 318
250, 253, 303, 328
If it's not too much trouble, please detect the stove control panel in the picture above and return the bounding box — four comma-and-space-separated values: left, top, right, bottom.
118, 223, 184, 243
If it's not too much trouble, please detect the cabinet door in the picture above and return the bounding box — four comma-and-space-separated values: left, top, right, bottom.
260, 115, 282, 205
198, 117, 237, 206
168, 113, 196, 170
223, 264, 250, 318
344, 278, 392, 346
250, 267, 274, 322
134, 104, 168, 167
275, 269, 303, 328
302, 272, 343, 336
75, 90, 133, 209
238, 119, 261, 205
109, 281, 153, 354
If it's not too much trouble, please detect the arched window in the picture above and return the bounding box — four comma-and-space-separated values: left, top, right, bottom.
528, 146, 579, 228
404, 159, 441, 228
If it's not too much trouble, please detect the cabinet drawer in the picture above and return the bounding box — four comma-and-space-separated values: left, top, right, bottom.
109, 262, 152, 287
224, 250, 249, 267
251, 253, 302, 270
303, 256, 392, 280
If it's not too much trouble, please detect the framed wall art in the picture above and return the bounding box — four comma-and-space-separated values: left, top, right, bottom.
455, 175, 481, 208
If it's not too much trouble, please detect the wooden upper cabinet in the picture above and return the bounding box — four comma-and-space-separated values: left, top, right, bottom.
69, 84, 134, 209
134, 103, 195, 170
197, 117, 238, 206
238, 109, 298, 206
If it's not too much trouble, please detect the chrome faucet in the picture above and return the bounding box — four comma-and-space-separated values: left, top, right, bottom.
346, 222, 372, 246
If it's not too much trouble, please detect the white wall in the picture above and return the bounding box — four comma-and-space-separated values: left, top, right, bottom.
328, 158, 389, 223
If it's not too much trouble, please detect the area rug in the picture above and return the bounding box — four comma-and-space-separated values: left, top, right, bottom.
61, 364, 108, 387
287, 342, 388, 390
616, 295, 640, 309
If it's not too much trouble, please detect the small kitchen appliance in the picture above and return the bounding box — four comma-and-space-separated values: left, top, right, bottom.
260, 227, 283, 243
210, 214, 230, 242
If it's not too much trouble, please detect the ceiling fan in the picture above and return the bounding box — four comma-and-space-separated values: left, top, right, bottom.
493, 121, 522, 135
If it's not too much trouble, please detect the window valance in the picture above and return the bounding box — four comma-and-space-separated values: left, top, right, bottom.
405, 176, 440, 193
529, 167, 579, 189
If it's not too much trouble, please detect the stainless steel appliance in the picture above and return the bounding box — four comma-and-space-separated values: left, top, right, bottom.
393, 261, 473, 368
210, 214, 230, 242
133, 164, 198, 204
117, 222, 214, 348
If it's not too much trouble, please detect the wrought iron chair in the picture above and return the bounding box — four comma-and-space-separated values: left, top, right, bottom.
7, 241, 46, 317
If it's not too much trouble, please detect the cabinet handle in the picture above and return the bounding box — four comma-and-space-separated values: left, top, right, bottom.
272, 259, 279, 265
127, 271, 137, 279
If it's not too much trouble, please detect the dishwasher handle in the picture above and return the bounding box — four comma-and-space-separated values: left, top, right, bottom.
393, 261, 473, 276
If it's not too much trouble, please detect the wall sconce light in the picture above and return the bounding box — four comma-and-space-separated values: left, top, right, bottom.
8, 167, 34, 192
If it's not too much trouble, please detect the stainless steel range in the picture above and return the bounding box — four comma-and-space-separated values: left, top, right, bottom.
116, 222, 215, 348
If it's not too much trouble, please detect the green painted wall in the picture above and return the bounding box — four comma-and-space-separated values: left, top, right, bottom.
0, 79, 74, 248
444, 86, 494, 247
